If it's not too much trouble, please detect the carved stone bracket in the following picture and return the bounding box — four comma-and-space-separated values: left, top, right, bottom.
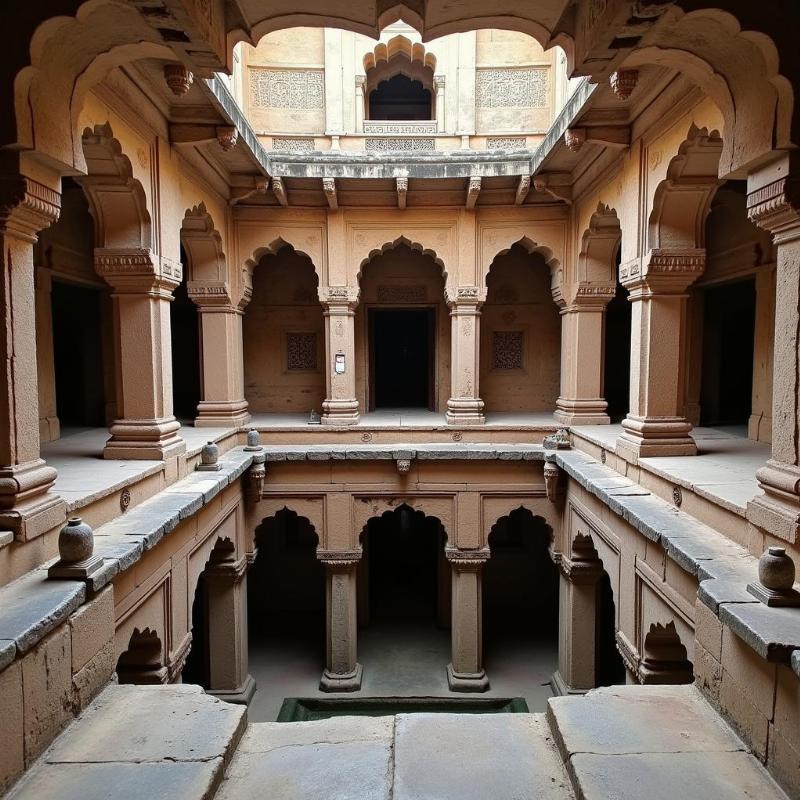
0, 174, 61, 242
396, 458, 412, 474
164, 64, 193, 96
246, 453, 266, 501
747, 170, 800, 242
396, 177, 408, 209
444, 285, 487, 309
445, 547, 491, 570
317, 549, 362, 569
466, 176, 481, 209
217, 126, 239, 152
319, 285, 359, 311
323, 177, 338, 210
610, 69, 639, 100
515, 175, 531, 205
543, 428, 571, 450
543, 458, 562, 502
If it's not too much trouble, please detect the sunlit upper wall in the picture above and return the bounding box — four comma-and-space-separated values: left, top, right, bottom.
231, 23, 573, 153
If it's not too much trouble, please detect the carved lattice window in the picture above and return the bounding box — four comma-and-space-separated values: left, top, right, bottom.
492, 330, 525, 370
286, 332, 318, 371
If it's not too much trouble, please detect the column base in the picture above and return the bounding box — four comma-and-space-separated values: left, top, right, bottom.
321, 399, 360, 426
103, 418, 186, 460
617, 415, 697, 462
447, 663, 489, 692
207, 673, 257, 705
445, 398, 485, 426
550, 670, 590, 697
319, 663, 362, 692
746, 460, 800, 543
554, 398, 610, 426
0, 459, 66, 542
194, 400, 250, 429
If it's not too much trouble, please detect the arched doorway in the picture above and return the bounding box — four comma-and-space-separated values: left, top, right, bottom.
595, 571, 626, 686
170, 245, 202, 422
482, 508, 559, 708
247, 509, 325, 718
603, 253, 631, 423
359, 505, 450, 689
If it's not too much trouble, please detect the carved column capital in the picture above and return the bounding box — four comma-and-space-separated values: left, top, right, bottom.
187, 281, 235, 308
621, 248, 705, 294
559, 532, 604, 584
0, 174, 61, 243
94, 248, 181, 292
445, 286, 486, 310
319, 285, 359, 312
317, 549, 362, 569
445, 547, 491, 571
747, 168, 800, 243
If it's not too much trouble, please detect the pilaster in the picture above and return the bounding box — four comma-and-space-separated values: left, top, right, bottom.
617, 248, 705, 461
35, 266, 60, 443
95, 248, 185, 460
319, 549, 362, 691
319, 287, 360, 426
446, 547, 490, 692
0, 171, 65, 540
445, 287, 485, 426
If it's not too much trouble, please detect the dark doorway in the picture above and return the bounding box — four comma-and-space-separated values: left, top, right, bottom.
369, 74, 432, 120
171, 250, 201, 421
700, 278, 756, 427
595, 571, 626, 686
182, 570, 210, 689
370, 308, 434, 409
604, 277, 631, 422
52, 281, 106, 428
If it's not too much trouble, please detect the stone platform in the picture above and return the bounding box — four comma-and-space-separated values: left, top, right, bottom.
7, 683, 791, 800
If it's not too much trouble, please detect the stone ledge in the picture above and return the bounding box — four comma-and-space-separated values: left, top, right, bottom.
261, 443, 546, 462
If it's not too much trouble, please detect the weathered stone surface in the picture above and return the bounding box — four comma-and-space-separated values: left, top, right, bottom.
548, 685, 746, 757
217, 717, 394, 800
0, 572, 85, 656
0, 638, 16, 670
0, 661, 24, 794
7, 760, 224, 800
45, 684, 246, 764
567, 751, 789, 800
699, 579, 759, 613
392, 713, 572, 800
719, 602, 800, 662
792, 649, 800, 679
71, 641, 115, 712
69, 586, 113, 673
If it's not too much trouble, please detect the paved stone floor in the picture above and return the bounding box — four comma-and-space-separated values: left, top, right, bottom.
247, 620, 558, 722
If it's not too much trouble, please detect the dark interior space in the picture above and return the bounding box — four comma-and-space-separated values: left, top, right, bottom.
52, 280, 107, 428
371, 308, 433, 409
700, 278, 756, 427
368, 74, 432, 120
248, 510, 326, 665
595, 571, 626, 686
171, 250, 202, 421
483, 509, 559, 659
182, 569, 210, 688
604, 273, 631, 423
362, 505, 444, 627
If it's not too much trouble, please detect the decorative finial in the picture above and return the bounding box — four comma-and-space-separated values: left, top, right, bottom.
747, 546, 800, 607
197, 441, 221, 472
244, 429, 262, 451
49, 517, 103, 579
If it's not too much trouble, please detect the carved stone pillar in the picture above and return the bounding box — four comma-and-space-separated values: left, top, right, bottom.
748, 264, 775, 443
552, 534, 604, 695
355, 76, 366, 133
746, 154, 800, 543
446, 287, 485, 426
319, 287, 360, 426
554, 287, 615, 425
189, 284, 249, 427
617, 249, 705, 461
319, 550, 362, 691
446, 547, 490, 692
434, 76, 446, 131
95, 249, 185, 460
0, 172, 65, 541
204, 553, 256, 704
35, 266, 60, 443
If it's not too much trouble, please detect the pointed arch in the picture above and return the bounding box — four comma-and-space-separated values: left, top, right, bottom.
577, 203, 622, 288
356, 235, 448, 290
181, 203, 229, 302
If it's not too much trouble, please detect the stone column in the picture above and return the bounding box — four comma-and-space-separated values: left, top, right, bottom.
446, 287, 485, 425
35, 266, 60, 443
0, 172, 64, 541
617, 249, 705, 461
554, 288, 615, 425
189, 287, 249, 427
95, 249, 185, 460
748, 264, 776, 443
746, 155, 800, 542
319, 550, 362, 691
355, 76, 366, 133
446, 547, 490, 692
319, 287, 360, 425
552, 535, 604, 695
204, 553, 256, 704
434, 76, 446, 130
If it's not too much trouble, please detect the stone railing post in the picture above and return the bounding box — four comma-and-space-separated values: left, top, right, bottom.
434, 75, 446, 131
319, 287, 360, 425
95, 249, 185, 459
355, 76, 366, 133
319, 549, 362, 691
446, 287, 486, 426
745, 154, 800, 543
446, 547, 490, 691
617, 248, 705, 461
0, 171, 65, 541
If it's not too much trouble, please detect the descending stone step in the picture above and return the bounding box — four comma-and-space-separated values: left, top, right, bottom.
7, 684, 247, 800
546, 684, 790, 800
216, 712, 574, 800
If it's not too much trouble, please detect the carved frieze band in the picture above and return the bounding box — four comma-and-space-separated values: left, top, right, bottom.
445, 547, 491, 569
250, 68, 324, 109
319, 286, 359, 307
0, 175, 61, 236
746, 176, 800, 237
94, 248, 182, 286
317, 549, 362, 568
476, 68, 548, 108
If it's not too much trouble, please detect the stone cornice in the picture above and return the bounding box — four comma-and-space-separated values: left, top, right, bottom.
621, 248, 705, 292
188, 280, 234, 307
445, 286, 486, 308
747, 175, 800, 242
317, 549, 362, 568
0, 175, 61, 242
94, 248, 181, 290
445, 547, 491, 569
319, 285, 360, 309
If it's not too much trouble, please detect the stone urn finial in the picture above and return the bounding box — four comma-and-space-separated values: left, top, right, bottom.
747, 546, 800, 607
197, 441, 222, 472
244, 429, 262, 451
49, 517, 103, 580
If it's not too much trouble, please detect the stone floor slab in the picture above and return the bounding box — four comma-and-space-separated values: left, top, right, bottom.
568, 751, 789, 800
392, 712, 573, 800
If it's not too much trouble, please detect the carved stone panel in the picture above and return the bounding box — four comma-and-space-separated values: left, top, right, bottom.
365, 138, 436, 152
250, 69, 325, 109
272, 137, 315, 153
476, 68, 548, 108
486, 136, 527, 150
286, 332, 318, 371
491, 330, 525, 370
376, 285, 427, 303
